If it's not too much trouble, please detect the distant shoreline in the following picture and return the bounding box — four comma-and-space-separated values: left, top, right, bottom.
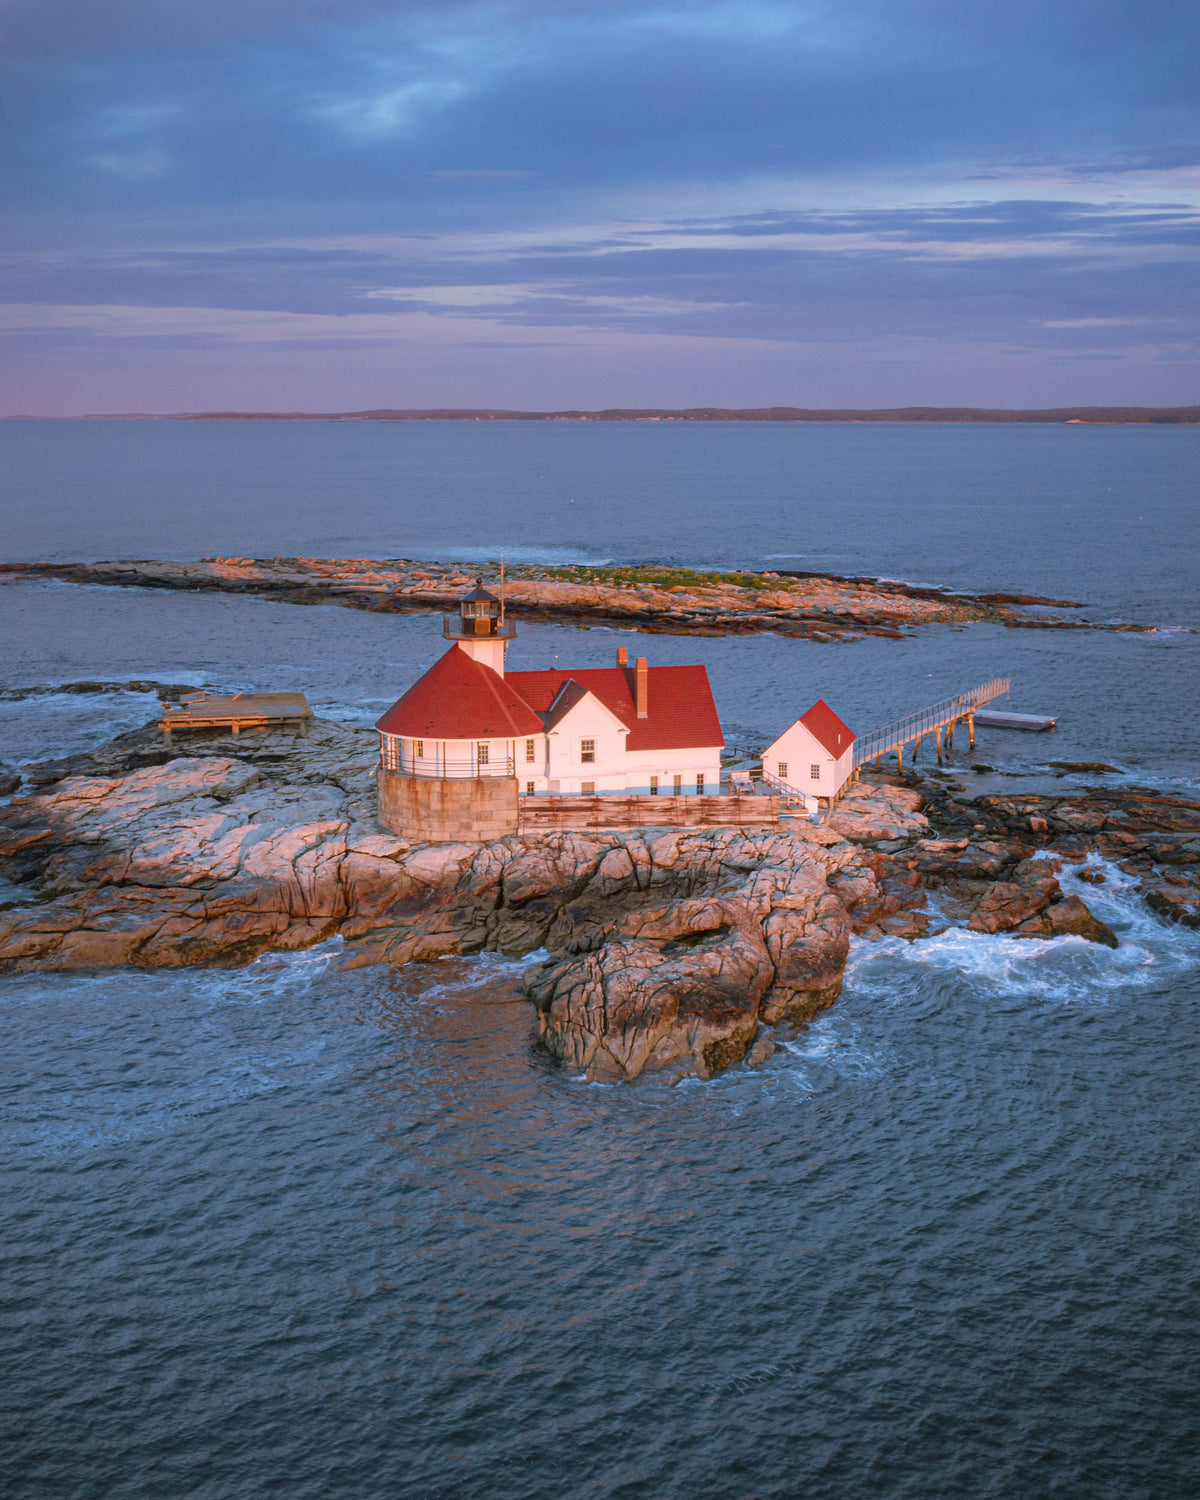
9, 405, 1200, 425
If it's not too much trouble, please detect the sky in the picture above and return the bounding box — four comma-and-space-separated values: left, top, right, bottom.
1, 0, 1198, 412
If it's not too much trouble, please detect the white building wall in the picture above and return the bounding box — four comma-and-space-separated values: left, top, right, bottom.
762, 722, 855, 800
544, 694, 628, 793
618, 744, 723, 796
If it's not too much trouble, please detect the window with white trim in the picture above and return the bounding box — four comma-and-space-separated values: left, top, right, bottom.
810, 764, 820, 781
477, 742, 490, 765
581, 780, 595, 795
778, 761, 788, 780
696, 774, 705, 794
525, 738, 536, 762
414, 739, 423, 759
580, 738, 595, 763
673, 774, 682, 794
526, 781, 535, 795
650, 776, 659, 795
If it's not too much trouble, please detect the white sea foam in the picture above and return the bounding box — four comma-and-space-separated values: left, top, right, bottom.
845, 860, 1197, 1014
776, 1014, 891, 1094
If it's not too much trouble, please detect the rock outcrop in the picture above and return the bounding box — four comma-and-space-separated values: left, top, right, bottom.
3, 720, 1194, 1081
0, 556, 1051, 642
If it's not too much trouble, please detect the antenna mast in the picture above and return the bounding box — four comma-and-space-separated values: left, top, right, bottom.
499, 558, 505, 625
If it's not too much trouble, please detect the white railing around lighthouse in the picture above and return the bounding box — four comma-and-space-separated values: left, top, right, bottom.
380, 740, 516, 779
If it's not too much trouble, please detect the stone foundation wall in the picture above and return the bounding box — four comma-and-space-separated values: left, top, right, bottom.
518, 793, 780, 833
377, 770, 519, 841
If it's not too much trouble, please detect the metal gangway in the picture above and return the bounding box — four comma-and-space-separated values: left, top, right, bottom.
853, 677, 1011, 772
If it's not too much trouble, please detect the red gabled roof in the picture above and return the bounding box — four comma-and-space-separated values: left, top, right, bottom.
799, 698, 855, 756
376, 645, 543, 739
505, 663, 723, 752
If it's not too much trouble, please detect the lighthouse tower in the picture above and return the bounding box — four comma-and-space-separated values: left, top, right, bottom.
442, 579, 516, 674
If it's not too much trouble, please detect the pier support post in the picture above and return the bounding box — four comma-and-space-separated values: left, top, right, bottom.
968, 713, 976, 750
896, 744, 903, 773
935, 726, 943, 763
914, 734, 922, 762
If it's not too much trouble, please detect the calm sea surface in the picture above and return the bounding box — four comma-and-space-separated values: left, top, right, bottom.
1, 420, 1199, 1498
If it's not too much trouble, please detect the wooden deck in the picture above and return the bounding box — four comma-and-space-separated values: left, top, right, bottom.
159, 692, 313, 737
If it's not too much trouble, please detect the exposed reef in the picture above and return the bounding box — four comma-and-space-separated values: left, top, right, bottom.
0, 557, 1111, 641
3, 720, 1196, 1080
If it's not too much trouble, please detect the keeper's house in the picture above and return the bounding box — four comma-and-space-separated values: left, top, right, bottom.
375, 581, 726, 840
761, 699, 856, 804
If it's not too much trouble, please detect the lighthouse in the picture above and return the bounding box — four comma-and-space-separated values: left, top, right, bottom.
375, 577, 725, 841
442, 579, 516, 675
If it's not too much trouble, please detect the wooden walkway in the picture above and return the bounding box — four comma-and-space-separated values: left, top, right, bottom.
160, 691, 313, 738
853, 677, 1011, 772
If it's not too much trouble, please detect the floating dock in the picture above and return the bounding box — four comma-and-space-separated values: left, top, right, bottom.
974, 709, 1057, 731
160, 692, 313, 737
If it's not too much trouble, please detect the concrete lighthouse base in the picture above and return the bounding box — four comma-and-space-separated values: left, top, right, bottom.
377, 770, 519, 842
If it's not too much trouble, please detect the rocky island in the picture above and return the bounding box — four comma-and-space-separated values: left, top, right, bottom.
2, 719, 1196, 1082
1, 556, 1103, 641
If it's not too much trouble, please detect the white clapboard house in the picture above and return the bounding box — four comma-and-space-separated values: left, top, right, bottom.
761, 699, 856, 803
376, 581, 725, 795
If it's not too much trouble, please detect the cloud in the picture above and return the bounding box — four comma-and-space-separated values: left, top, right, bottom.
0, 1, 1196, 407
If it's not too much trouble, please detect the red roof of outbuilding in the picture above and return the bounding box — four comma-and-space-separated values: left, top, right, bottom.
799, 698, 855, 756
505, 664, 723, 751
375, 645, 543, 739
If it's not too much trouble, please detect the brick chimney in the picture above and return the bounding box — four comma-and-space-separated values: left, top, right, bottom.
635, 656, 648, 718
615, 646, 628, 667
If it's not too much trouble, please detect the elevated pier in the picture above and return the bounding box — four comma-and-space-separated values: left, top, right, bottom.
854, 678, 1011, 772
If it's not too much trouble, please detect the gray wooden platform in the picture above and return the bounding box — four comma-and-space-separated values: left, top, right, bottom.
160, 692, 313, 737
973, 710, 1057, 731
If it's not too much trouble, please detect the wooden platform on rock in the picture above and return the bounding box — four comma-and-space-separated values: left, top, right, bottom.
160, 692, 313, 736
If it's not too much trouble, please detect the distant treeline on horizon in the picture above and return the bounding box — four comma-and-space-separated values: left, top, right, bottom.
80, 405, 1200, 425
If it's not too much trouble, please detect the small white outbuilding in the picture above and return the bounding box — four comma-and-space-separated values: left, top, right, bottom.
762, 699, 856, 803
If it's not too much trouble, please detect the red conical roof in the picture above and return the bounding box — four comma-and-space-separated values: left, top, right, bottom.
376, 645, 543, 739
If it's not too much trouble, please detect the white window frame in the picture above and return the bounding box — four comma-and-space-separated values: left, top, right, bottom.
580, 738, 595, 764
525, 738, 536, 763
477, 742, 490, 766
810, 763, 820, 781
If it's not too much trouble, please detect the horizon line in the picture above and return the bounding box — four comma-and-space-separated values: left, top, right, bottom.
6, 404, 1200, 424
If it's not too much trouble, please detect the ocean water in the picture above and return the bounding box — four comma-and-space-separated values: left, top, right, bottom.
1, 421, 1199, 1497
